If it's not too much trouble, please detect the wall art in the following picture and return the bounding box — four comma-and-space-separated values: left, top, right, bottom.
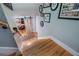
58, 3, 79, 20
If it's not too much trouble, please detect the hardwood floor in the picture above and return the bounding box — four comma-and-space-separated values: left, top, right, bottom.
21, 38, 72, 56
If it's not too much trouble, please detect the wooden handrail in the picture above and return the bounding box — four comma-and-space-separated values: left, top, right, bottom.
0, 20, 8, 26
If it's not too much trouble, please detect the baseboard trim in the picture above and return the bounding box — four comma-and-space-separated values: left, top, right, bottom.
0, 47, 18, 55
38, 36, 79, 56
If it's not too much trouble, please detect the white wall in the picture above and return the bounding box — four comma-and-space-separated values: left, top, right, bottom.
12, 3, 40, 16
36, 4, 79, 53
32, 16, 36, 32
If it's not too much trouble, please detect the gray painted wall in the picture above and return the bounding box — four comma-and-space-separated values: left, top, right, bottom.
0, 4, 17, 47
36, 4, 79, 53
0, 5, 6, 22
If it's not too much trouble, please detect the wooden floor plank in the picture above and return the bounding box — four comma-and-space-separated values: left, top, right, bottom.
21, 39, 72, 56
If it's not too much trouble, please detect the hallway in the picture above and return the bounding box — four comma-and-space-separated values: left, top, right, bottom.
0, 3, 79, 56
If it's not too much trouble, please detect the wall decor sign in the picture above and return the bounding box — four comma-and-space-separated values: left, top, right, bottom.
44, 13, 51, 23
50, 3, 59, 11
40, 21, 44, 27
58, 3, 79, 20
39, 5, 43, 13
43, 3, 51, 8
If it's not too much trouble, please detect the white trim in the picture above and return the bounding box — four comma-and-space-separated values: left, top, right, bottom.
0, 47, 18, 49
38, 36, 79, 56
0, 47, 18, 55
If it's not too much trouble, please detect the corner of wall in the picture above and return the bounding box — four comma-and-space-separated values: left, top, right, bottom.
38, 36, 79, 56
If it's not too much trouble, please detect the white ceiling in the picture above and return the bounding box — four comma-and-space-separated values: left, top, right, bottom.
12, 3, 41, 16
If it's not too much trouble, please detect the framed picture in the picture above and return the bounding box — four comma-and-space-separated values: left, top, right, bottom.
58, 3, 79, 20
43, 3, 51, 8
39, 5, 43, 13
50, 3, 59, 11
40, 13, 44, 17
44, 13, 51, 23
40, 21, 44, 27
